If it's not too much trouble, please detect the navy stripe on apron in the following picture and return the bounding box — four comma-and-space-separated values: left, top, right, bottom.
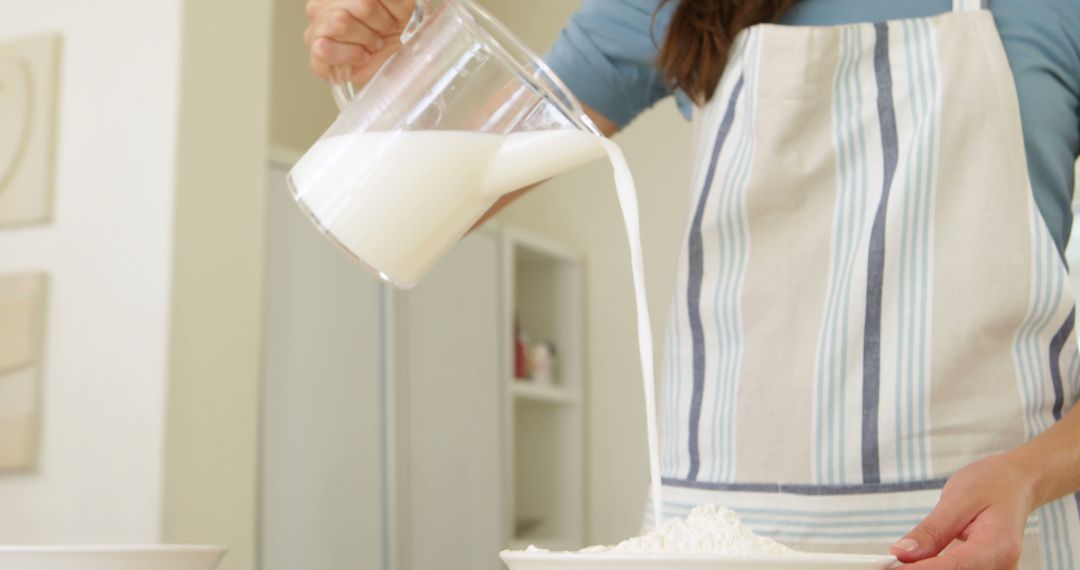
1048, 308, 1074, 422
663, 476, 948, 495
687, 76, 745, 481
1050, 310, 1077, 564
861, 22, 899, 486
1046, 309, 1077, 557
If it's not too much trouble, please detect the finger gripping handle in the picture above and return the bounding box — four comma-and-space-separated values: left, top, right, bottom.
331, 0, 431, 110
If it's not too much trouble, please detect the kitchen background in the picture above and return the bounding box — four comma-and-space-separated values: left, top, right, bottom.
0, 1, 1076, 570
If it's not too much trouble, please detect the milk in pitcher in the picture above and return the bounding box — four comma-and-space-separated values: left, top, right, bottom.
288, 129, 605, 287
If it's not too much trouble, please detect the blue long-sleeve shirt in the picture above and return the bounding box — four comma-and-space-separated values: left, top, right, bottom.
545, 0, 1080, 254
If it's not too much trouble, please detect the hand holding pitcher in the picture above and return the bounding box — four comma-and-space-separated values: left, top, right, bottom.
305, 0, 427, 94
290, 0, 604, 289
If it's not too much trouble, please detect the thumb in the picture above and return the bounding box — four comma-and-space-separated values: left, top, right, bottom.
892, 495, 977, 562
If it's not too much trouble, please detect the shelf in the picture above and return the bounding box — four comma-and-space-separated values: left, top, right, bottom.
510, 381, 579, 405
504, 228, 585, 550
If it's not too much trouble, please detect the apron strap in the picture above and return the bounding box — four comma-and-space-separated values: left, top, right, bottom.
953, 0, 989, 11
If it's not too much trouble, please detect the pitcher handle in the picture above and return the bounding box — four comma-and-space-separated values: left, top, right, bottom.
331, 0, 432, 110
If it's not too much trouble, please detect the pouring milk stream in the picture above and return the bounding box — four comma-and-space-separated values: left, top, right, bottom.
289, 0, 665, 530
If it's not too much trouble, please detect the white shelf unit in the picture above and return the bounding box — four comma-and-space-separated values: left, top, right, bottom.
510, 381, 579, 405
502, 228, 585, 551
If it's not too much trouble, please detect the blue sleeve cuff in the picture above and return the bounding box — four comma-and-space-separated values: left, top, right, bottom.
545, 25, 642, 128
543, 0, 683, 129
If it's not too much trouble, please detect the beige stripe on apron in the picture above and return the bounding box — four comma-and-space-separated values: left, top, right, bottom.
655, 0, 1080, 566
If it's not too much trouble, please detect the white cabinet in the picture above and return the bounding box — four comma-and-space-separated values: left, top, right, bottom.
396, 230, 506, 570
260, 159, 585, 570
261, 162, 388, 570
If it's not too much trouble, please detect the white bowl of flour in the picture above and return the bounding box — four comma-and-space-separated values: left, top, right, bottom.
500, 505, 897, 569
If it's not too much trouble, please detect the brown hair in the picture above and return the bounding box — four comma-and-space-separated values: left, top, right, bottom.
656, 0, 797, 105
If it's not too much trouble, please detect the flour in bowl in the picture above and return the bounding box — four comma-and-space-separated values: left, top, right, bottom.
606, 505, 798, 556
524, 504, 801, 557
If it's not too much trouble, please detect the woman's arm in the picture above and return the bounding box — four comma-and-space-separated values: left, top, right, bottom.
1012, 399, 1080, 508
893, 401, 1080, 569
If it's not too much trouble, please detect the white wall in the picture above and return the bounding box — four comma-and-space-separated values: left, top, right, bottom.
269, 0, 339, 158
161, 1, 270, 568
482, 0, 693, 545
0, 0, 180, 542
493, 112, 692, 545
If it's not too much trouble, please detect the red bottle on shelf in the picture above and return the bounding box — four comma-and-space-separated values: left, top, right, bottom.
514, 318, 528, 380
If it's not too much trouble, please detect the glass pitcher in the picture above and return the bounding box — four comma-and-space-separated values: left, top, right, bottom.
288, 0, 605, 289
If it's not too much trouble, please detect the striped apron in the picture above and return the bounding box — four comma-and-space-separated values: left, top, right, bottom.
656, 0, 1080, 567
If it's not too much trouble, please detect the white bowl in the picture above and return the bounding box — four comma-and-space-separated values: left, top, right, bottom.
0, 545, 227, 570
500, 550, 899, 570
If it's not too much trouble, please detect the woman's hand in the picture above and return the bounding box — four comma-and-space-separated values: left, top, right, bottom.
304, 0, 414, 86
891, 453, 1038, 569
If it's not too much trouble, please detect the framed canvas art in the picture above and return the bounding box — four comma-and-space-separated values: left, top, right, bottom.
0, 33, 60, 228
0, 272, 48, 471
